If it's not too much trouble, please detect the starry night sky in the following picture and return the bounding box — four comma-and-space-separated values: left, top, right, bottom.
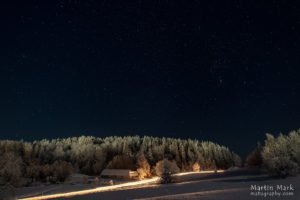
1, 1, 299, 156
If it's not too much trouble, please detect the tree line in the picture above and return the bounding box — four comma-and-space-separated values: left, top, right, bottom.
0, 135, 241, 186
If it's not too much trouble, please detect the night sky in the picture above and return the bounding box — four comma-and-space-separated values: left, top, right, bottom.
1, 1, 299, 156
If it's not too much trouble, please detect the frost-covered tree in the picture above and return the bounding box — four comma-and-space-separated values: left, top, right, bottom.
0, 152, 24, 186
246, 142, 263, 167
107, 154, 135, 170
262, 132, 299, 177
288, 130, 300, 166
155, 159, 180, 176
52, 160, 73, 182
136, 152, 151, 178
155, 158, 180, 184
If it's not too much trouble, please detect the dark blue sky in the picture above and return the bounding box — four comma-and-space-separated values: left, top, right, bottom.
0, 0, 299, 156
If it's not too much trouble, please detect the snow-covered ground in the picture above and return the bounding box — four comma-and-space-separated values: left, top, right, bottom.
4, 170, 224, 200
66, 171, 300, 200
4, 169, 300, 200
16, 177, 161, 200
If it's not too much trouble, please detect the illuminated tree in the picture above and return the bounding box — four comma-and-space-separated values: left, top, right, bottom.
0, 152, 24, 186
137, 152, 151, 178
262, 133, 299, 177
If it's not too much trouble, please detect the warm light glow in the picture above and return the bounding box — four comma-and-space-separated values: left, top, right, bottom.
18, 170, 225, 200
18, 177, 161, 200
173, 170, 225, 176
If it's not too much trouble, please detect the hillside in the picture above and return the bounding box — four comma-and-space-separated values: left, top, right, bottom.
0, 136, 241, 187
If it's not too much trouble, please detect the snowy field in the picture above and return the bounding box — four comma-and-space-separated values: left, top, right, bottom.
2, 169, 299, 200
66, 170, 300, 200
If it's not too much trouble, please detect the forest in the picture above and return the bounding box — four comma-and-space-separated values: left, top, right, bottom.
0, 136, 241, 186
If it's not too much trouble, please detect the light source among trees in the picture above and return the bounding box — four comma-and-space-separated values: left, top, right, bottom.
0, 135, 241, 187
